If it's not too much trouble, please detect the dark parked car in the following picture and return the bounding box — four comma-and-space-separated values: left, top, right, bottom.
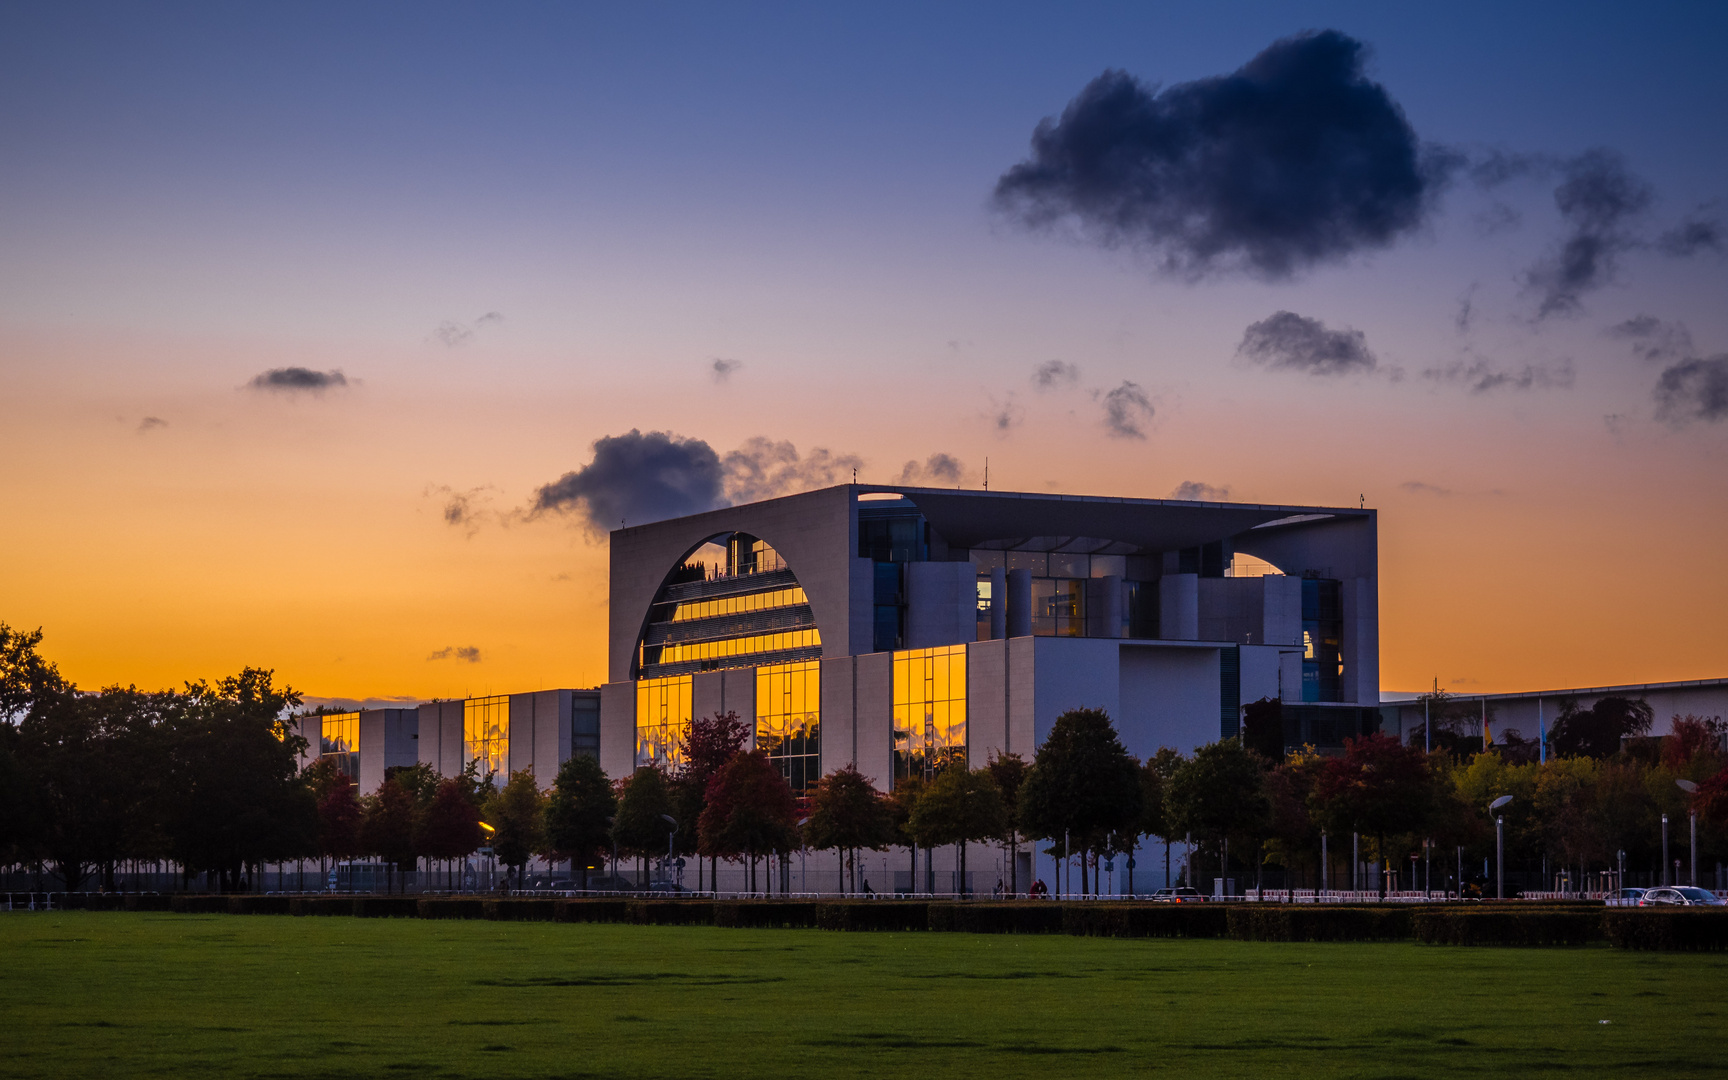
1638, 887, 1726, 907
1148, 887, 1206, 903
1607, 887, 1646, 907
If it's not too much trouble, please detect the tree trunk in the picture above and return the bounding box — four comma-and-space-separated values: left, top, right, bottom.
1378, 834, 1388, 900
958, 841, 966, 896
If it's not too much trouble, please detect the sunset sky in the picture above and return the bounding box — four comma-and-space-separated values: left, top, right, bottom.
3, 2, 1725, 706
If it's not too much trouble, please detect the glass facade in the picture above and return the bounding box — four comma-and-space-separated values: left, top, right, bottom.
320, 712, 359, 786
1301, 577, 1343, 702
464, 695, 509, 779
636, 534, 820, 679
756, 661, 820, 793
892, 645, 967, 786
636, 675, 693, 768
967, 546, 1155, 640
571, 694, 600, 760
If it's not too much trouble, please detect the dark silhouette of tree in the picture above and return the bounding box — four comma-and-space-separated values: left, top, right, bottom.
1263, 751, 1322, 899
484, 770, 546, 888
1168, 740, 1269, 896
544, 754, 615, 889
416, 776, 485, 890
308, 757, 362, 873
1241, 697, 1284, 760
614, 766, 676, 886
0, 622, 70, 723
1550, 696, 1654, 759
907, 766, 1007, 895
886, 773, 925, 894
1017, 708, 1141, 895
803, 766, 892, 894
984, 752, 1029, 894
359, 777, 419, 893
164, 668, 317, 891
698, 751, 798, 894
385, 762, 440, 808
1311, 733, 1438, 899
1663, 715, 1726, 771
672, 712, 749, 891
1141, 747, 1184, 890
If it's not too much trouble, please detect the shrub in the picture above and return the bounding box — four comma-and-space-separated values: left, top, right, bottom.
713, 901, 818, 928
556, 899, 632, 923
124, 894, 173, 912
418, 898, 486, 920
352, 897, 419, 918
1414, 908, 1601, 947
229, 895, 292, 916
171, 895, 228, 914
1230, 905, 1414, 942
1604, 910, 1728, 952
481, 899, 558, 921
928, 903, 1064, 934
628, 900, 714, 925
1064, 903, 1229, 939
815, 901, 928, 931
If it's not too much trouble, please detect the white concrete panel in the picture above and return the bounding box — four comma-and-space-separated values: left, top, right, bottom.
1240, 644, 1297, 706
721, 667, 756, 729
1342, 575, 1379, 705
691, 672, 725, 734
1263, 575, 1302, 646
1160, 574, 1199, 640
1117, 644, 1224, 757
599, 682, 635, 781
856, 651, 893, 790
358, 711, 387, 794
1006, 636, 1037, 758
966, 639, 1007, 762
905, 561, 978, 648
819, 656, 857, 772
1030, 638, 1122, 750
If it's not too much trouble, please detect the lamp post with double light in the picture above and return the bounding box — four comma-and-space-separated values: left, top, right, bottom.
1677, 780, 1699, 887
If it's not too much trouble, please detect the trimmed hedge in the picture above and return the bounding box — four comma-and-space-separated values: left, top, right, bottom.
713, 901, 819, 928
815, 901, 929, 932
1604, 910, 1728, 951
171, 894, 229, 914
1414, 908, 1602, 947
1064, 902, 1229, 939
556, 899, 632, 923
928, 902, 1064, 934
124, 894, 174, 912
628, 900, 714, 925
1230, 905, 1414, 943
289, 897, 352, 917
352, 896, 418, 918
480, 899, 559, 921
228, 895, 293, 916
418, 898, 486, 920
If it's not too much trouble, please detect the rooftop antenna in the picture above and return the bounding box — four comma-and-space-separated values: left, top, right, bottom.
1359, 494, 1365, 509
852, 466, 857, 484
984, 458, 989, 491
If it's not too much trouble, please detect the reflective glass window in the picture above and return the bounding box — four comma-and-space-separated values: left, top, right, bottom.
892, 645, 967, 786
1032, 578, 1086, 637
756, 661, 820, 793
636, 675, 693, 768
464, 696, 509, 780
320, 712, 360, 786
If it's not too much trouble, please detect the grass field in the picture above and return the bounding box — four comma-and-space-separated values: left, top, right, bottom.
3, 913, 1726, 1079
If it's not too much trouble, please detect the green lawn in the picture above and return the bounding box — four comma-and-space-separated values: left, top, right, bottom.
3, 913, 1725, 1079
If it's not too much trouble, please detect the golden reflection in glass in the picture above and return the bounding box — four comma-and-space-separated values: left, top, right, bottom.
1032, 577, 1086, 637
464, 695, 509, 780
656, 628, 820, 665
756, 661, 820, 793
320, 711, 360, 786
891, 645, 967, 786
636, 675, 693, 768
668, 586, 808, 623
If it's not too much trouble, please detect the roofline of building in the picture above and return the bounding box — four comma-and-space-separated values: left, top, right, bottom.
1380, 676, 1728, 705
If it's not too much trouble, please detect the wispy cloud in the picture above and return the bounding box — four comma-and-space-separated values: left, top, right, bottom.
1607, 315, 1694, 363
1031, 359, 1080, 391
1422, 357, 1574, 393
427, 646, 482, 663
246, 367, 349, 393
1169, 481, 1230, 502
896, 453, 965, 486
1399, 480, 1453, 496
137, 416, 168, 434
1100, 381, 1153, 439
1654, 356, 1728, 426
434, 312, 505, 347
710, 357, 742, 382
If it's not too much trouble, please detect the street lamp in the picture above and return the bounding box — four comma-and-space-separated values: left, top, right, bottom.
1489, 796, 1513, 900
1662, 813, 1670, 887
1678, 780, 1699, 887
660, 814, 679, 890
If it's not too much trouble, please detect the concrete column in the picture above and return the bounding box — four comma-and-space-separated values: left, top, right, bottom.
989, 566, 1007, 640
1007, 568, 1033, 638
1160, 573, 1199, 640
1086, 575, 1124, 638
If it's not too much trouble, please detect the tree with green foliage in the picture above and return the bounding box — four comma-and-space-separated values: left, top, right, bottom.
306, 757, 362, 875
484, 769, 546, 889
803, 766, 892, 894
1017, 708, 1141, 896
544, 753, 616, 889
614, 765, 676, 886
1167, 739, 1269, 896
1141, 747, 1185, 891
1312, 734, 1438, 899
698, 751, 798, 894
984, 752, 1029, 894
1550, 696, 1655, 759
416, 776, 486, 890
360, 777, 419, 893
886, 773, 925, 894
384, 762, 440, 808
164, 668, 317, 891
907, 766, 1007, 896
1263, 750, 1323, 900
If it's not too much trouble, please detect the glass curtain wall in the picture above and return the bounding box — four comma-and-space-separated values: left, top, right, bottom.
320, 712, 360, 786
756, 661, 820, 793
464, 696, 509, 780
636, 675, 693, 768
891, 645, 967, 786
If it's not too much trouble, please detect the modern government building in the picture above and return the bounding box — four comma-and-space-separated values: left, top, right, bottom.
295, 483, 1726, 893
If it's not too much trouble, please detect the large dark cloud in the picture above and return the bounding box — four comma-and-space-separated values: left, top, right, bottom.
1657, 210, 1724, 258
1525, 149, 1653, 317
532, 429, 725, 531
896, 453, 965, 486
247, 367, 348, 392
723, 438, 862, 503
993, 30, 1449, 280
1237, 311, 1377, 375
1654, 356, 1728, 426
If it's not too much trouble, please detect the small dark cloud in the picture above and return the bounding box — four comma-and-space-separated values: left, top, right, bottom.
1454, 286, 1477, 335
1238, 311, 1377, 376
475, 311, 505, 327
710, 358, 742, 383
1657, 207, 1724, 258
1169, 481, 1230, 502
1653, 355, 1728, 426
434, 312, 504, 347
1422, 357, 1574, 393
247, 367, 348, 393
1603, 413, 1628, 436
137, 416, 167, 434
1399, 480, 1452, 496
427, 646, 482, 663
1032, 359, 1080, 390
1607, 315, 1693, 363
1525, 149, 1653, 317
427, 484, 498, 536
988, 394, 1024, 433
993, 30, 1451, 280
532, 429, 725, 533
896, 453, 965, 486
723, 438, 863, 503
1100, 381, 1153, 439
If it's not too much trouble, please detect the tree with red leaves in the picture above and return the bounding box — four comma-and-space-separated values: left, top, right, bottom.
308, 757, 362, 878
359, 777, 418, 893
1311, 733, 1439, 899
698, 750, 799, 894
804, 766, 892, 894
416, 776, 485, 891
674, 711, 750, 891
